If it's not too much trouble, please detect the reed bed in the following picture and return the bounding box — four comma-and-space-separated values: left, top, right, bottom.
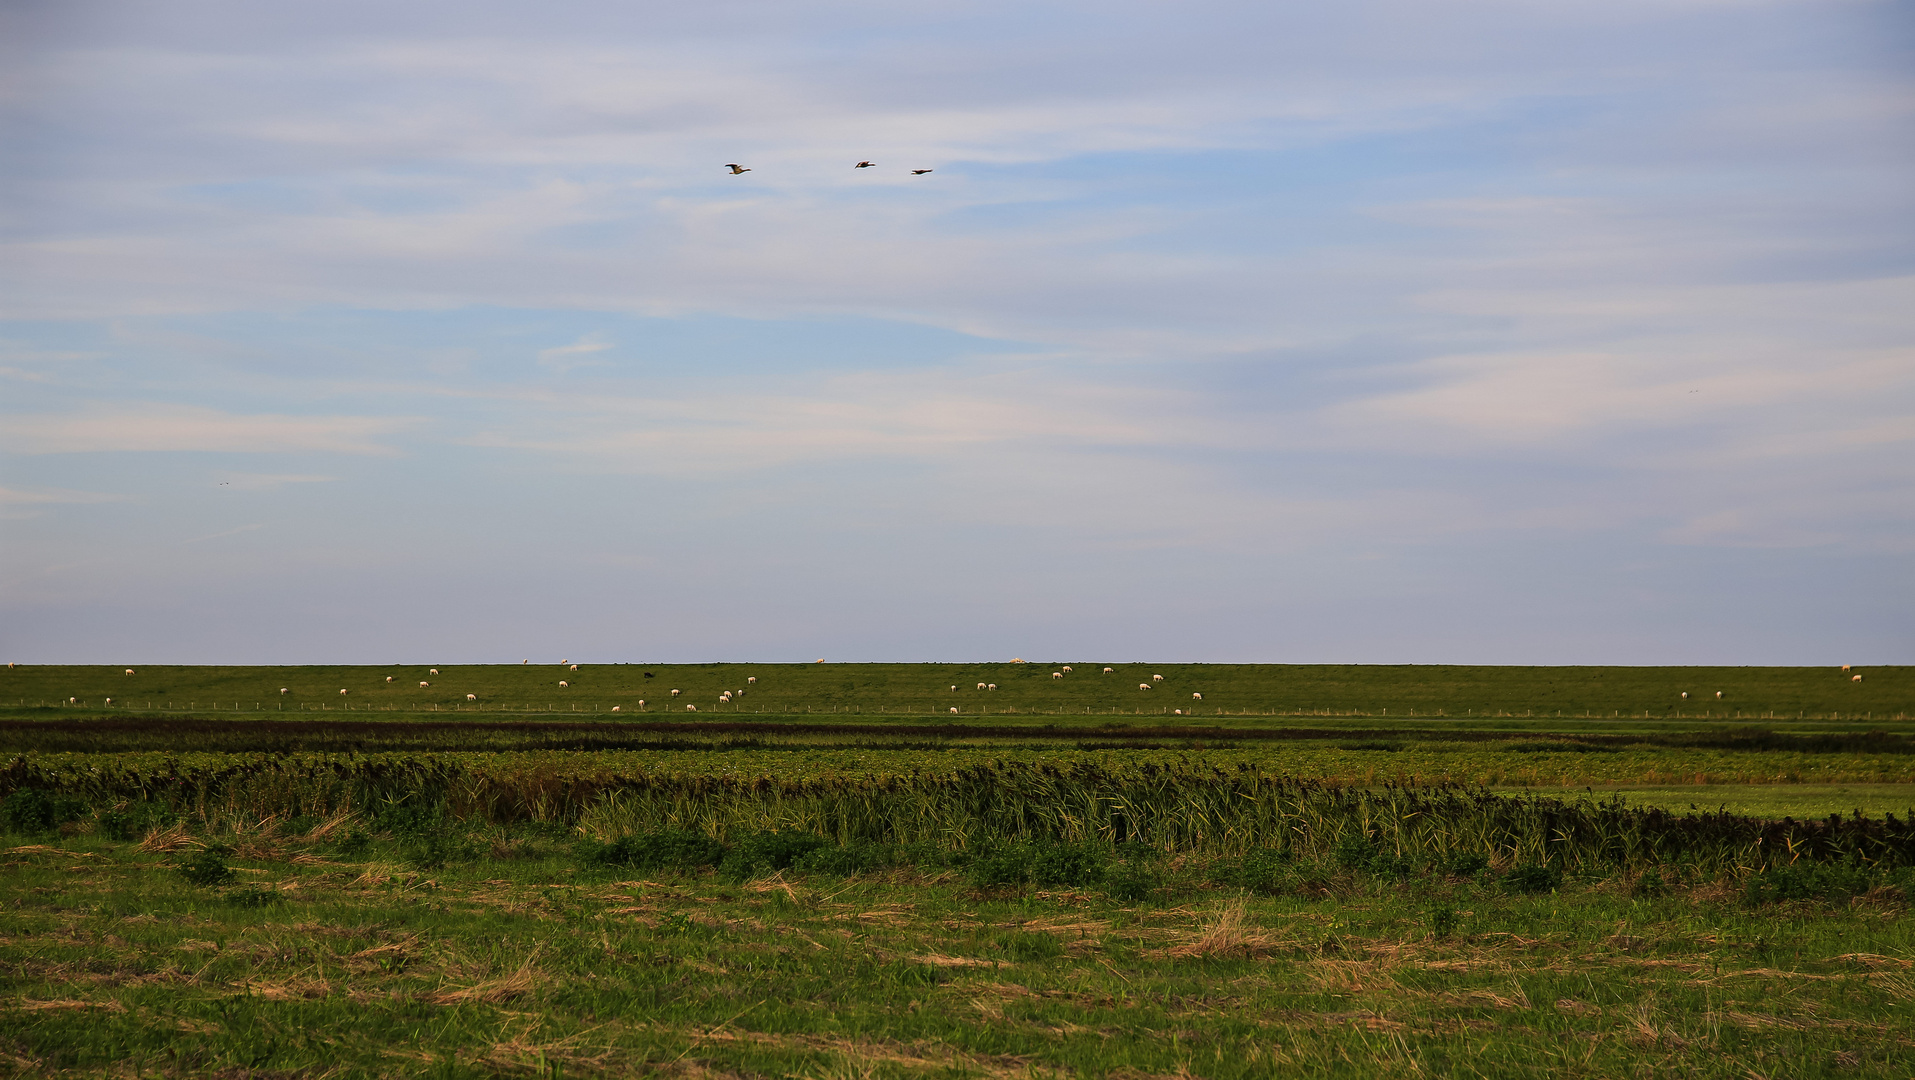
7, 752, 1911, 874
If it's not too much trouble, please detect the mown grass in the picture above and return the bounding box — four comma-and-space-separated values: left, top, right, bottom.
3, 815, 1911, 1079
5, 663, 1908, 723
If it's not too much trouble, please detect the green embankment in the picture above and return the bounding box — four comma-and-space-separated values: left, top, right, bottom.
3, 662, 1908, 722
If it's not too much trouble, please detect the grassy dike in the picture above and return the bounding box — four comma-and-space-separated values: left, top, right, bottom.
4, 663, 1909, 723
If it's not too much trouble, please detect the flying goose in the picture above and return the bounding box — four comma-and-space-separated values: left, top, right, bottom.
725, 164, 751, 174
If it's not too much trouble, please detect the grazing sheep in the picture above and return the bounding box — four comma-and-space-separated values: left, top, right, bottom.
105, 698, 111, 704
951, 685, 958, 692
339, 689, 348, 695
430, 668, 439, 675
612, 706, 621, 712
1173, 709, 1183, 716
637, 700, 645, 707
1716, 691, 1723, 699
817, 659, 825, 663
1152, 674, 1163, 682
570, 664, 578, 671
687, 704, 698, 711
1062, 666, 1072, 673
419, 681, 429, 688
559, 680, 569, 688
466, 694, 477, 701
1853, 674, 1863, 682
280, 688, 289, 694
1842, 664, 1852, 671
671, 689, 681, 697
1192, 693, 1202, 700
950, 707, 959, 714
386, 676, 394, 682
125, 669, 135, 675
987, 684, 997, 690
1103, 667, 1113, 674
748, 676, 756, 684
561, 659, 570, 665
977, 682, 987, 690
1681, 692, 1688, 699
1139, 683, 1152, 691
1052, 672, 1063, 679
522, 659, 529, 664
69, 697, 76, 703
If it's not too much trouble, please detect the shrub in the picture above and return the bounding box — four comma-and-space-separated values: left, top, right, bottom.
177, 847, 234, 887
1215, 848, 1294, 895
1104, 854, 1161, 902
966, 839, 1108, 889
578, 829, 727, 871
1333, 835, 1415, 877
1442, 852, 1491, 876
1502, 863, 1563, 894
1744, 862, 1874, 904
792, 840, 931, 876
2, 789, 86, 834
720, 831, 832, 880
1429, 907, 1460, 938
1630, 869, 1669, 898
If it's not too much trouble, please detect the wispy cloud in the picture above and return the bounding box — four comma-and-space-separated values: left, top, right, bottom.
536, 334, 613, 373
0, 405, 414, 455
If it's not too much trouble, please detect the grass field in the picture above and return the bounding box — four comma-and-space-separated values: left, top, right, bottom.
4, 664, 1913, 1077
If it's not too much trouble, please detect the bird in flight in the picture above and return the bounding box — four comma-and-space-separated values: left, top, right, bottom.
855, 161, 876, 169
911, 169, 933, 175
725, 164, 751, 175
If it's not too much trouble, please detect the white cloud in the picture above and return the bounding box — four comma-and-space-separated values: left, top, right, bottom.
536, 334, 614, 373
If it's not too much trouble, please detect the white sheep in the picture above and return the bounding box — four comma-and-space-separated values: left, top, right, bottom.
339, 689, 348, 695
386, 676, 394, 682
950, 707, 959, 713
69, 697, 76, 703
670, 689, 681, 697
1152, 674, 1163, 682
466, 694, 477, 701
1173, 709, 1183, 716
747, 677, 756, 684
419, 681, 430, 688
1853, 674, 1863, 682
612, 705, 621, 712
280, 688, 289, 694
687, 704, 698, 711
1715, 691, 1722, 699
570, 664, 579, 671
522, 659, 529, 665
124, 669, 135, 676
1103, 667, 1113, 674
977, 682, 987, 690
1052, 672, 1063, 679
559, 680, 569, 687
637, 700, 645, 707
1139, 683, 1152, 691
430, 668, 439, 675
561, 659, 570, 665
1192, 693, 1202, 700
950, 685, 958, 692
1681, 692, 1688, 699
987, 683, 997, 690
1842, 664, 1851, 671
105, 698, 112, 704
1062, 666, 1072, 673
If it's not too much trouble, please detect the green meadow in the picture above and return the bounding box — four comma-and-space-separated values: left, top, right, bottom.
3, 664, 1912, 1077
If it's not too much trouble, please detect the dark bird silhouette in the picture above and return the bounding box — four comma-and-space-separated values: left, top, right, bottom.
911, 169, 933, 175
725, 164, 751, 174
855, 161, 877, 168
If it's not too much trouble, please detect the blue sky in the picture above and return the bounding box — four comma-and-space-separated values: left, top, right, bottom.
1, 0, 1910, 663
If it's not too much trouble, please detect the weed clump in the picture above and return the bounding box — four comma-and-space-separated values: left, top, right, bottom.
1501, 863, 1564, 894
966, 838, 1108, 889
1743, 862, 1876, 904
2, 788, 87, 834
177, 847, 235, 887
721, 830, 831, 880
578, 829, 727, 871
1215, 848, 1295, 895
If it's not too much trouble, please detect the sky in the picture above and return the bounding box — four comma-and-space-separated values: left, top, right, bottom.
1, 0, 1911, 664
